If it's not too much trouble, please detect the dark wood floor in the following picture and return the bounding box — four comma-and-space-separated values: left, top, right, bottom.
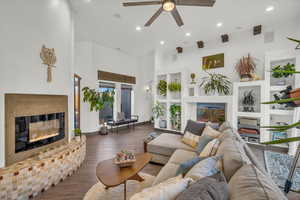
35, 124, 299, 200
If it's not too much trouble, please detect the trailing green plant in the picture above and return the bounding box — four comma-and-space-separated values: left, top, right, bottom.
288, 37, 300, 50
200, 72, 231, 95
168, 82, 181, 92
82, 87, 114, 112
152, 101, 165, 119
271, 63, 296, 78
157, 80, 167, 96
170, 104, 181, 130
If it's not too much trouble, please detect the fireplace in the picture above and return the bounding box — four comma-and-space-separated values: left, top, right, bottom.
15, 113, 65, 153
5, 94, 68, 166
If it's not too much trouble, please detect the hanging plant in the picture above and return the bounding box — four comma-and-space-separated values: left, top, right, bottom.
157, 80, 167, 96
235, 54, 256, 79
271, 63, 296, 78
168, 82, 181, 92
82, 87, 114, 112
200, 72, 231, 95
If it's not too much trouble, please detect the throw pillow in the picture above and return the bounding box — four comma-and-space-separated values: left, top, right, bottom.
130, 175, 193, 200
218, 121, 232, 132
185, 156, 221, 181
199, 139, 220, 157
195, 135, 214, 154
182, 131, 201, 148
184, 120, 206, 136
228, 164, 287, 200
176, 171, 229, 200
202, 125, 223, 138
175, 157, 206, 176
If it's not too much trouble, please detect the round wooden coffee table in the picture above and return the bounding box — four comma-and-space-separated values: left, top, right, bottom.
96, 153, 152, 200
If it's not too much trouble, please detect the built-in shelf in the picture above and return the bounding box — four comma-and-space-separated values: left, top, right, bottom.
270, 85, 288, 91
237, 112, 263, 118
270, 109, 294, 116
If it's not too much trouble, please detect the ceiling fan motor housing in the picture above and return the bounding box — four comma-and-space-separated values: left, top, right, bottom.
163, 0, 176, 12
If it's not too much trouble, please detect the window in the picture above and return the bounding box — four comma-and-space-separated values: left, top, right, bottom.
99, 82, 115, 122
121, 84, 133, 119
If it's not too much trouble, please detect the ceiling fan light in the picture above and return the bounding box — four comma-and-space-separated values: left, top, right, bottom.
163, 0, 175, 12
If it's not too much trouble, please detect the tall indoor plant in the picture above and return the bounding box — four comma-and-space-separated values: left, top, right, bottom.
152, 101, 166, 128
170, 104, 181, 130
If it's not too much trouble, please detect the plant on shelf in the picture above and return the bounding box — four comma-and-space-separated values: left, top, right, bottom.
157, 80, 167, 96
200, 72, 231, 95
152, 101, 167, 128
168, 81, 181, 92
235, 54, 256, 81
82, 87, 114, 112
272, 63, 296, 78
170, 104, 181, 130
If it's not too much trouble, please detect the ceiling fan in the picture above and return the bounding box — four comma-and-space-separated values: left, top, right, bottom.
123, 0, 216, 27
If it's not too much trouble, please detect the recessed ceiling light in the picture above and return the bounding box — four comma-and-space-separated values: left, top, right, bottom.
84, 0, 92, 3
266, 5, 275, 12
217, 22, 223, 27
185, 32, 191, 37
160, 41, 165, 45
136, 26, 142, 31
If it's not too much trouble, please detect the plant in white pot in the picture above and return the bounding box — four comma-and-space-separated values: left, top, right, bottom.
152, 101, 167, 128
200, 72, 232, 96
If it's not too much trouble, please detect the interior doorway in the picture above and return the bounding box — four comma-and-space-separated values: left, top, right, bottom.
74, 74, 81, 129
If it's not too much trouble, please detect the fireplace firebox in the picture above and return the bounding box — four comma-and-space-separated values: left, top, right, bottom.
15, 113, 65, 153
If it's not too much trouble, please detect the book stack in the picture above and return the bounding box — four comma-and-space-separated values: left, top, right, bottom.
238, 117, 260, 143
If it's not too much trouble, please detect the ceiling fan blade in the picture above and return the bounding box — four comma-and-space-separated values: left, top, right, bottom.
145, 7, 163, 27
171, 8, 184, 27
123, 1, 162, 7
176, 0, 216, 7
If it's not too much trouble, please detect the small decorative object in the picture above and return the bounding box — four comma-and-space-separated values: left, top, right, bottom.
40, 45, 57, 82
157, 80, 167, 96
190, 73, 196, 84
253, 25, 262, 35
152, 102, 167, 128
235, 54, 256, 81
73, 128, 82, 141
100, 120, 108, 135
176, 47, 183, 54
221, 34, 229, 43
200, 72, 231, 95
202, 53, 224, 70
115, 150, 136, 168
170, 104, 181, 130
271, 86, 300, 107
197, 41, 204, 48
168, 81, 181, 92
242, 90, 255, 112
287, 37, 300, 50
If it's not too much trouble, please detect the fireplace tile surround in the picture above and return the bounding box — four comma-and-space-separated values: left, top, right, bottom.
5, 94, 69, 166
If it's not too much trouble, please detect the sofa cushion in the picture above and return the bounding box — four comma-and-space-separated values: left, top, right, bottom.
131, 175, 193, 200
148, 133, 195, 156
169, 149, 198, 165
185, 156, 221, 181
184, 120, 206, 135
176, 157, 206, 176
152, 163, 179, 186
176, 171, 229, 200
182, 131, 201, 148
228, 164, 287, 200
216, 137, 251, 181
202, 125, 223, 138
195, 135, 214, 155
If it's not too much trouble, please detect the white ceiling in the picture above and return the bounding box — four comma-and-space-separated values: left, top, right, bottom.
71, 0, 300, 56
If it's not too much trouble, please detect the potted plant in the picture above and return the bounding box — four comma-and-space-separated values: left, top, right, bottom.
170, 104, 181, 130
152, 101, 167, 128
271, 63, 295, 85
157, 80, 167, 97
82, 86, 114, 133
235, 54, 256, 81
200, 72, 231, 95
73, 128, 82, 141
168, 81, 181, 99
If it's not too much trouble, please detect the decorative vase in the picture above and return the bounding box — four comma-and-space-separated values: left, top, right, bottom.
190, 73, 196, 84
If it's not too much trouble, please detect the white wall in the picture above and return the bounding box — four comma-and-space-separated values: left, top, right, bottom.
156, 21, 300, 82
0, 0, 74, 167
74, 42, 154, 132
